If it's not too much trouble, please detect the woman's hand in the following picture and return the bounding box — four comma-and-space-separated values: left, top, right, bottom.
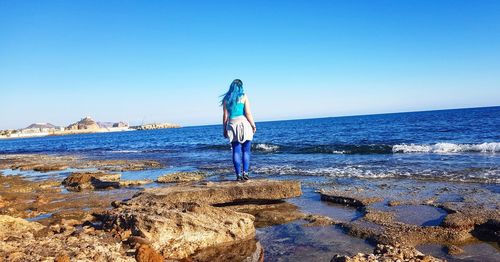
223, 128, 228, 138
252, 125, 257, 134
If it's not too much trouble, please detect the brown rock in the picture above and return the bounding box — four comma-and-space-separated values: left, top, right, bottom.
222, 201, 305, 227
62, 172, 121, 191
132, 179, 302, 205
304, 214, 338, 226
119, 179, 153, 187
99, 201, 255, 260
33, 165, 68, 172
135, 244, 165, 262
320, 189, 383, 207
331, 244, 444, 262
155, 171, 205, 183
54, 253, 71, 262
0, 215, 45, 240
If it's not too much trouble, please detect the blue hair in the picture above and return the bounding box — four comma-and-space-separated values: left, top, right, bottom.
220, 79, 244, 112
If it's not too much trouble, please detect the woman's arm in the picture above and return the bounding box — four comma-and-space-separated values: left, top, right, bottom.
222, 101, 229, 138
244, 96, 257, 133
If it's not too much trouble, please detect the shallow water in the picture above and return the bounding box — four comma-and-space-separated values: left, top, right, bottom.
256, 222, 374, 261
418, 242, 500, 262
389, 205, 448, 226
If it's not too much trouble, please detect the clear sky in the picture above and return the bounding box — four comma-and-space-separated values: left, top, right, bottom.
1, 0, 499, 129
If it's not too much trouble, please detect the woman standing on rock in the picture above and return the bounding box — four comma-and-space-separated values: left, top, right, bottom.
221, 79, 257, 181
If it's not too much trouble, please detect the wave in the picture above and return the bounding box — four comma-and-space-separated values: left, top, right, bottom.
252, 165, 500, 183
392, 142, 500, 154
201, 143, 281, 152
202, 142, 499, 155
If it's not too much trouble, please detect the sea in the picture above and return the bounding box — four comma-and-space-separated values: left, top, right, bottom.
1, 106, 500, 261
1, 106, 499, 184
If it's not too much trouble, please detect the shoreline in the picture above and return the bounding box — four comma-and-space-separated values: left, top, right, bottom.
0, 153, 498, 261
0, 126, 181, 140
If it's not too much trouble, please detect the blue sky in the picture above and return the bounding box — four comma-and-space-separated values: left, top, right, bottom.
1, 0, 499, 129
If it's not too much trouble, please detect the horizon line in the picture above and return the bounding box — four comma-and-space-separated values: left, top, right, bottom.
184, 104, 500, 128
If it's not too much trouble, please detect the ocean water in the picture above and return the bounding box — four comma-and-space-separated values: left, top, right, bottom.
0, 106, 499, 183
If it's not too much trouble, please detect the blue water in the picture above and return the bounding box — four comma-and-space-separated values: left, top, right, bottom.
1, 106, 499, 183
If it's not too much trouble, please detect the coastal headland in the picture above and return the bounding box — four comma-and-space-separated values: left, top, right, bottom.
0, 116, 181, 139
0, 154, 498, 261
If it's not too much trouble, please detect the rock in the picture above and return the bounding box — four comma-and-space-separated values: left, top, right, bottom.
66, 116, 100, 130
222, 201, 305, 227
33, 165, 68, 172
135, 244, 164, 262
131, 179, 302, 205
320, 189, 383, 207
0, 215, 45, 240
445, 244, 464, 255
99, 201, 255, 260
331, 244, 444, 262
62, 172, 121, 191
54, 253, 71, 262
0, 196, 8, 208
190, 238, 264, 262
156, 171, 205, 183
304, 214, 338, 226
119, 179, 153, 187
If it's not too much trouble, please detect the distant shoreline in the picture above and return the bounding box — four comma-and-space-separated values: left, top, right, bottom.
0, 126, 181, 140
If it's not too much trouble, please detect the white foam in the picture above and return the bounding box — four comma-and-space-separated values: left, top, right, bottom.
254, 143, 280, 152
392, 142, 500, 154
109, 150, 141, 153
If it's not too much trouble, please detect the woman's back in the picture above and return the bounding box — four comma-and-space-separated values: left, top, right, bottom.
228, 97, 245, 119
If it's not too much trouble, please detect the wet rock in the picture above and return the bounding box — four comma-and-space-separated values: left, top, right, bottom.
445, 244, 464, 255
62, 172, 121, 191
331, 244, 444, 262
471, 218, 500, 243
132, 179, 302, 205
33, 164, 68, 172
119, 179, 153, 187
363, 208, 394, 224
98, 201, 255, 260
189, 238, 264, 262
304, 214, 338, 226
320, 190, 383, 207
135, 244, 165, 262
0, 215, 45, 240
156, 171, 205, 183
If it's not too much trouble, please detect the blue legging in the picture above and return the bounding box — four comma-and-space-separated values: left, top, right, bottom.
231, 140, 251, 175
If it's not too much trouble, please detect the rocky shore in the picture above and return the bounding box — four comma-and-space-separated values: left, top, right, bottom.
0, 154, 498, 261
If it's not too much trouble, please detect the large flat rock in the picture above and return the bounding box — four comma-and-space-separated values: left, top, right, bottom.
130, 179, 302, 205
99, 201, 256, 260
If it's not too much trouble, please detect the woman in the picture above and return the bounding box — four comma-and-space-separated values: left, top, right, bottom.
221, 79, 257, 181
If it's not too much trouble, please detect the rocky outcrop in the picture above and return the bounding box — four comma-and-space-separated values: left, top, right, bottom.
62, 172, 121, 191
96, 179, 302, 259
131, 180, 302, 205
99, 201, 256, 260
320, 189, 383, 207
66, 117, 100, 130
155, 171, 205, 183
119, 179, 153, 187
331, 244, 443, 262
0, 215, 45, 240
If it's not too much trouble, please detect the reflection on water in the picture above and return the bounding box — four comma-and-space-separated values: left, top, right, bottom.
257, 222, 373, 261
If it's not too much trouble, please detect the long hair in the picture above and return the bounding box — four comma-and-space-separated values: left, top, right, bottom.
220, 79, 244, 112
